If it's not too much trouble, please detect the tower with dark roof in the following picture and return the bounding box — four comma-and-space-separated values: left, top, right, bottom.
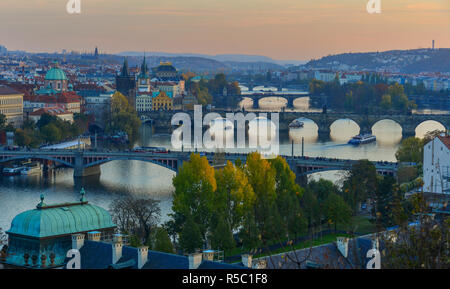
116, 58, 136, 104
138, 56, 151, 93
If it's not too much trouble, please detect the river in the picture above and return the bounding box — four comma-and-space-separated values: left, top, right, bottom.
0, 97, 447, 231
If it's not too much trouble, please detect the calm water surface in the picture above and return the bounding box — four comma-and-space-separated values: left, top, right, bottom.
0, 97, 447, 230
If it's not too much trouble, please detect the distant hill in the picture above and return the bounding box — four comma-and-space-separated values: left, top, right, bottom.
303, 48, 450, 73
119, 51, 305, 67
124, 55, 229, 73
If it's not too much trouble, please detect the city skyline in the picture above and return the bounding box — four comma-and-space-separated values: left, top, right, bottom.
0, 0, 449, 60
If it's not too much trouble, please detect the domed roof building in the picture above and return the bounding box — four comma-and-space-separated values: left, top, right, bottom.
154, 61, 180, 81
0, 189, 116, 268
38, 62, 69, 94
45, 66, 68, 81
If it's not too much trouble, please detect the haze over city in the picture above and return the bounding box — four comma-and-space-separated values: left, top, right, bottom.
1, 0, 449, 60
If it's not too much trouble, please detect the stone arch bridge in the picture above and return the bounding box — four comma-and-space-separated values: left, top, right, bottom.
141, 110, 449, 139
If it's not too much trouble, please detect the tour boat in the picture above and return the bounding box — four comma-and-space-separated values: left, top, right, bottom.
348, 134, 377, 145
20, 162, 42, 175
3, 166, 24, 176
289, 120, 304, 128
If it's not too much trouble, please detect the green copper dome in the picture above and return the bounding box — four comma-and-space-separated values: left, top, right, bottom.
7, 196, 116, 239
45, 67, 68, 81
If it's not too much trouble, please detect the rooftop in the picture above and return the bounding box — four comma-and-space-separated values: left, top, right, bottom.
0, 85, 21, 95
7, 191, 116, 239
438, 135, 450, 150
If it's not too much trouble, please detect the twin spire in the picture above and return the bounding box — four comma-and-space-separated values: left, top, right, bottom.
120, 54, 149, 78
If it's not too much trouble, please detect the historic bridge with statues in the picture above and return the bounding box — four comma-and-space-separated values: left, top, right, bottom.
0, 150, 398, 184
141, 110, 449, 139
240, 92, 310, 109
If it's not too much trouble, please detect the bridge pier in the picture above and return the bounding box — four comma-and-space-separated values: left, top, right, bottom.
74, 165, 101, 178
317, 125, 331, 140
252, 97, 260, 109
286, 97, 295, 110
401, 123, 417, 138
73, 153, 101, 178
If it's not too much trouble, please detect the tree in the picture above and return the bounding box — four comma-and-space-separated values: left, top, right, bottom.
243, 152, 277, 245
301, 189, 320, 232
172, 153, 216, 244
395, 137, 423, 163
0, 114, 6, 131
109, 195, 161, 244
179, 216, 203, 253
382, 194, 449, 269
323, 193, 352, 232
40, 123, 62, 143
106, 91, 141, 145
423, 130, 445, 145
14, 128, 32, 147
372, 176, 396, 228
129, 234, 143, 248
342, 160, 378, 213
209, 213, 235, 251
152, 227, 175, 253
270, 156, 306, 239
214, 161, 255, 232
380, 94, 392, 110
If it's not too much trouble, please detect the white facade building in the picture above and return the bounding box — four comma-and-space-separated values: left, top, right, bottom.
423, 135, 450, 194
135, 92, 153, 112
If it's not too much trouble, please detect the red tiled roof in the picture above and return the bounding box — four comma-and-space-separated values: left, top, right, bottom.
438, 135, 450, 149
25, 92, 81, 104
30, 106, 72, 116
0, 85, 21, 95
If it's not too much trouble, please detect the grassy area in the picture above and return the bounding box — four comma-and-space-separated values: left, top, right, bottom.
225, 215, 376, 260
225, 232, 351, 261
253, 233, 350, 259
336, 215, 376, 236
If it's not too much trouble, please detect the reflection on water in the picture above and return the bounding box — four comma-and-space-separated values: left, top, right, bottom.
0, 98, 447, 231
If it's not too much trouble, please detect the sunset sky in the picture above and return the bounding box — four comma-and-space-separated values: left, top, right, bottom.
0, 0, 449, 60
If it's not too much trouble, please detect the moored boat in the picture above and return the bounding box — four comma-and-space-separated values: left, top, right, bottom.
3, 166, 24, 176
20, 162, 42, 175
289, 119, 304, 128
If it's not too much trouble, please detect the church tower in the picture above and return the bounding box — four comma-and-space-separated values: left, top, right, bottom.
138, 56, 151, 93
115, 58, 136, 105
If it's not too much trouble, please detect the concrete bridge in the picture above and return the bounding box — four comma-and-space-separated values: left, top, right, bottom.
0, 150, 398, 184
141, 110, 449, 139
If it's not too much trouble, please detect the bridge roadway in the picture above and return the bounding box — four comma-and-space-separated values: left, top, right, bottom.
142, 109, 450, 139
0, 149, 398, 182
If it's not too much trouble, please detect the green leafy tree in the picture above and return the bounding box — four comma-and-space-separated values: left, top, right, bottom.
40, 123, 62, 143
172, 153, 216, 244
395, 137, 423, 163
209, 213, 235, 251
372, 176, 396, 228
14, 128, 32, 147
342, 160, 378, 213
214, 161, 255, 232
323, 193, 352, 232
0, 114, 6, 131
380, 94, 392, 110
382, 194, 449, 269
301, 189, 320, 232
270, 156, 306, 239
152, 227, 175, 253
179, 216, 203, 254
129, 234, 143, 248
243, 152, 277, 245
106, 91, 141, 145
